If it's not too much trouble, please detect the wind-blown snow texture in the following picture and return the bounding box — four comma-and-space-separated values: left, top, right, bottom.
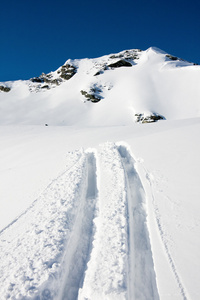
0, 47, 200, 299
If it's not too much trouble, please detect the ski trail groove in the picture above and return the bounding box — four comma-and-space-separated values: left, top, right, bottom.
78, 142, 128, 299
58, 151, 98, 300
117, 144, 159, 300
146, 174, 189, 300
0, 150, 88, 299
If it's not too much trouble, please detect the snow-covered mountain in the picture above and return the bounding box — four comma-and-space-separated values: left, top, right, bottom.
0, 47, 200, 300
0, 47, 200, 126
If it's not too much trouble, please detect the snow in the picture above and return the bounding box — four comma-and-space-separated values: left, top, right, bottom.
1, 47, 200, 126
0, 149, 87, 299
0, 47, 200, 299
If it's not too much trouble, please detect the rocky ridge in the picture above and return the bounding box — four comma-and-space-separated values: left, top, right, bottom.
0, 47, 199, 125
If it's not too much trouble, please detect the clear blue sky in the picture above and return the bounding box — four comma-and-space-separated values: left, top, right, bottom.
1, 0, 200, 81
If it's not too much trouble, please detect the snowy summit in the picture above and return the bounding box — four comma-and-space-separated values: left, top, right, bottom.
0, 47, 200, 126
0, 47, 200, 300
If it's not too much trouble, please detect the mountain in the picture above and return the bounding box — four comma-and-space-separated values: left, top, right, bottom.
0, 47, 200, 126
0, 48, 200, 300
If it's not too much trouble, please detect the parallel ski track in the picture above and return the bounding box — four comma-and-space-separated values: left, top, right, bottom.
78, 143, 129, 300
117, 144, 159, 300
58, 151, 98, 300
1, 142, 189, 300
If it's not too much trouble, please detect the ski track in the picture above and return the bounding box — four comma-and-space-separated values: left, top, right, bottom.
78, 142, 128, 300
117, 144, 159, 300
145, 173, 189, 300
79, 142, 159, 300
58, 150, 98, 300
0, 142, 178, 300
0, 149, 89, 299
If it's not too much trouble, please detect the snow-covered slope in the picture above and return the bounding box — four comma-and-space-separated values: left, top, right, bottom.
0, 48, 200, 300
0, 47, 200, 126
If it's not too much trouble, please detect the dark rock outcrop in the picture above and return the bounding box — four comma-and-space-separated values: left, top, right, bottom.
107, 60, 132, 68
135, 113, 165, 123
31, 77, 44, 83
41, 85, 50, 89
0, 85, 11, 92
31, 73, 62, 86
29, 63, 77, 93
57, 64, 77, 80
81, 87, 102, 103
166, 54, 178, 61
94, 59, 132, 76
110, 49, 142, 60
94, 68, 107, 76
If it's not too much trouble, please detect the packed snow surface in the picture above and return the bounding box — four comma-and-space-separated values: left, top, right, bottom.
0, 47, 200, 299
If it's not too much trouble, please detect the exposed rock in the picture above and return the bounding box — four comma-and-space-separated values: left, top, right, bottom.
31, 73, 62, 86
29, 70, 65, 92
94, 68, 107, 76
107, 60, 132, 68
58, 64, 77, 80
80, 87, 102, 103
135, 113, 165, 123
94, 50, 142, 76
110, 49, 142, 60
51, 78, 62, 85
31, 77, 44, 83
41, 85, 50, 89
110, 54, 124, 59
0, 85, 11, 92
29, 63, 77, 93
94, 59, 132, 76
166, 54, 198, 65
166, 54, 178, 61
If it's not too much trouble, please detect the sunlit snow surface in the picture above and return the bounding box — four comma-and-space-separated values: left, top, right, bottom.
0, 48, 200, 299
1, 47, 200, 126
